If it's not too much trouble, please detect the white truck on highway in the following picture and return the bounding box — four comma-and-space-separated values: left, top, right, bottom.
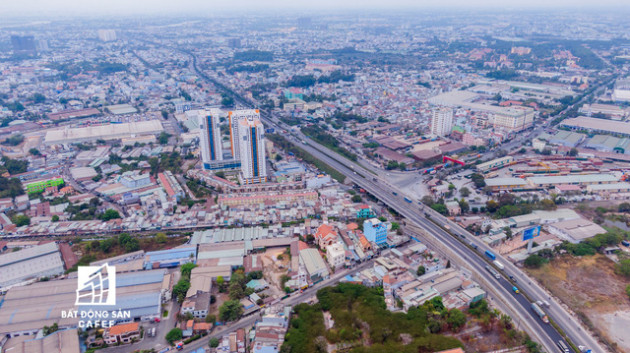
493, 260, 504, 270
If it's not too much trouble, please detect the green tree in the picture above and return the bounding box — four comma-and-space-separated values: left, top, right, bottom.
626, 284, 630, 299
209, 337, 220, 348
470, 173, 486, 188
51, 215, 59, 222
31, 93, 46, 103
459, 199, 470, 213
351, 195, 362, 203
158, 132, 171, 145
524, 254, 548, 268
431, 203, 448, 215
1, 156, 28, 174
29, 148, 41, 156
181, 263, 197, 279
219, 300, 244, 321
100, 209, 120, 221
205, 314, 216, 324
459, 187, 470, 197
617, 259, 630, 277
156, 232, 167, 243
12, 214, 30, 227
447, 308, 467, 331
417, 265, 426, 276
165, 328, 183, 344
173, 279, 191, 303
568, 148, 578, 157
485, 200, 499, 213
619, 202, 630, 213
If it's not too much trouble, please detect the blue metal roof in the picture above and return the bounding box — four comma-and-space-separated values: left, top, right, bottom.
146, 246, 196, 261
115, 269, 166, 288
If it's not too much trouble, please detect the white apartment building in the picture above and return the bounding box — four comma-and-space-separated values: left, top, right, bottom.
236, 112, 267, 184
196, 109, 224, 166
326, 242, 346, 270
229, 109, 261, 161
431, 107, 453, 137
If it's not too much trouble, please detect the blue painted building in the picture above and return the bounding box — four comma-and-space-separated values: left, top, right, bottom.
144, 246, 197, 269
363, 218, 388, 245
356, 204, 374, 219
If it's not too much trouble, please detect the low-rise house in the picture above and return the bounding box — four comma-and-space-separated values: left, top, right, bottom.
103, 322, 140, 345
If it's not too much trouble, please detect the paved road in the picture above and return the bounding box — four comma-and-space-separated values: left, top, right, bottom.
280, 131, 604, 353
177, 260, 378, 352
176, 47, 605, 353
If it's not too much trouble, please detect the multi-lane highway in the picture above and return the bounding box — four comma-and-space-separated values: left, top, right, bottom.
269, 124, 604, 353
175, 47, 604, 353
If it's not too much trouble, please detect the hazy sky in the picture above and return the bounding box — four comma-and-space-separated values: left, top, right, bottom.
1, 0, 629, 16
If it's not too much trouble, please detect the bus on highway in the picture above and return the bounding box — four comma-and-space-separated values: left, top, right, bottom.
557, 340, 569, 353
404, 197, 412, 203
485, 250, 496, 260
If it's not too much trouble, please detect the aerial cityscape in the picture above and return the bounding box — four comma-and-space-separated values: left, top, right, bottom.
1, 1, 630, 353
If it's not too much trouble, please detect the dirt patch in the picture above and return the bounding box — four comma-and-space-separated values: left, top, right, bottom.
258, 247, 291, 297
526, 254, 630, 352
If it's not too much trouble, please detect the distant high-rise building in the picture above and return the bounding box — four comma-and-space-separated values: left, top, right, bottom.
227, 38, 241, 48
297, 17, 312, 29
236, 113, 267, 184
11, 35, 36, 54
228, 109, 260, 161
431, 107, 454, 137
97, 29, 117, 42
196, 110, 224, 168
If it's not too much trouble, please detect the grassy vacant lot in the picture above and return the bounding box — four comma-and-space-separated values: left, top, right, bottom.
282, 283, 463, 353
525, 254, 630, 352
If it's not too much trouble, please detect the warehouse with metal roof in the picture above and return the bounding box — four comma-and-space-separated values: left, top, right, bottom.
0, 270, 166, 336
44, 120, 163, 145
0, 242, 65, 290
527, 174, 618, 187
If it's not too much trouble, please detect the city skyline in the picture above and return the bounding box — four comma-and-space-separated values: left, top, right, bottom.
2, 0, 630, 17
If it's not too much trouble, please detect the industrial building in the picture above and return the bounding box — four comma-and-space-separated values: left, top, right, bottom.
0, 269, 166, 336
484, 177, 529, 192
547, 218, 606, 244
612, 78, 630, 102
476, 156, 515, 172
1, 328, 80, 353
299, 248, 329, 283
561, 116, 630, 138
527, 174, 618, 188
584, 135, 630, 154
191, 226, 293, 244
586, 182, 630, 195
537, 130, 586, 148
144, 246, 197, 269
0, 242, 65, 290
428, 90, 535, 132
44, 120, 164, 145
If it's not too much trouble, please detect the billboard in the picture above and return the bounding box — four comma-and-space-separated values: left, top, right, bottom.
522, 226, 541, 241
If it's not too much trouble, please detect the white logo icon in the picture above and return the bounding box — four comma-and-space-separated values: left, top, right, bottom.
75, 264, 116, 306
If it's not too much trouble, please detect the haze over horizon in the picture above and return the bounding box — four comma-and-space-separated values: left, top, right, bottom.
2, 0, 630, 17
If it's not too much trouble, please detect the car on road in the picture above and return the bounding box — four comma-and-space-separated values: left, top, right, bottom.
508, 275, 516, 282
392, 192, 398, 196
469, 242, 478, 250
